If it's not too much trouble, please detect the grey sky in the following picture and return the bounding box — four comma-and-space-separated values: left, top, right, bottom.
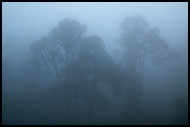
2, 2, 188, 49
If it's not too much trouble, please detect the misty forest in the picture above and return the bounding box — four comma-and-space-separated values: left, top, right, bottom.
2, 2, 188, 125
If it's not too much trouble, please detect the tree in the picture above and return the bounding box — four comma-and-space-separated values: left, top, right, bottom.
118, 15, 179, 123
119, 15, 178, 82
30, 19, 86, 84
30, 19, 125, 124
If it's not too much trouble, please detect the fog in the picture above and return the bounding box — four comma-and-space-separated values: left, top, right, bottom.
2, 2, 188, 125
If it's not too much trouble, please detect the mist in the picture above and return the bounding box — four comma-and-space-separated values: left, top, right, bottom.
2, 2, 188, 125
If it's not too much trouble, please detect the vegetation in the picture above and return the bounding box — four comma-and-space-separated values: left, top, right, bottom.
29, 16, 180, 124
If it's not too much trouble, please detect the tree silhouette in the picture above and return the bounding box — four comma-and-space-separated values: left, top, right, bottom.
30, 19, 125, 124
119, 15, 178, 82
118, 15, 179, 123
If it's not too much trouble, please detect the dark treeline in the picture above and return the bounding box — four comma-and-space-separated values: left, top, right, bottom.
2, 15, 188, 125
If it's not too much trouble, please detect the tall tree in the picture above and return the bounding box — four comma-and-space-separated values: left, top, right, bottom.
118, 15, 179, 123
30, 19, 125, 124
119, 15, 178, 82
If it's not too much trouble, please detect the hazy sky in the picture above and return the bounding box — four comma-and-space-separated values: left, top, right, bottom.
2, 2, 188, 50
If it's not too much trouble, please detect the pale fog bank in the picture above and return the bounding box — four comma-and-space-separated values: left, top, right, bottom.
2, 2, 188, 125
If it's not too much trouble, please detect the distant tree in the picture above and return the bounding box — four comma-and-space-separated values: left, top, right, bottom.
30, 19, 86, 85
30, 19, 125, 123
119, 15, 178, 82
75, 35, 125, 122
118, 15, 179, 123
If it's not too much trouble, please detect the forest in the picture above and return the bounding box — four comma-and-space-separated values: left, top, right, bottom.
2, 2, 188, 125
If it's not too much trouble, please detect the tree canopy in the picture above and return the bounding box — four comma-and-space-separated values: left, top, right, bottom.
30, 16, 179, 124
30, 19, 125, 123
